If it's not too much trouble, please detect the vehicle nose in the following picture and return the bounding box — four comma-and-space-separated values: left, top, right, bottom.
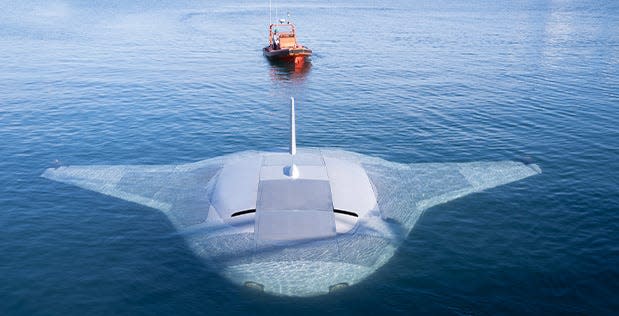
223, 260, 374, 297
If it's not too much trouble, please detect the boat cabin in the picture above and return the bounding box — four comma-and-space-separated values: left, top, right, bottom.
269, 23, 299, 50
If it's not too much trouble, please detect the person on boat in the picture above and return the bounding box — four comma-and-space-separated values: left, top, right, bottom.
273, 30, 280, 50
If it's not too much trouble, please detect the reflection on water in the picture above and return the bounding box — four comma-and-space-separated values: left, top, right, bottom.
268, 58, 312, 83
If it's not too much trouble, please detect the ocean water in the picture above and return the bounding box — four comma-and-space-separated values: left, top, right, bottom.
1, 0, 618, 314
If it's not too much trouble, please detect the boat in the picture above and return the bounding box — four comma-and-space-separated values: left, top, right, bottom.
263, 19, 312, 65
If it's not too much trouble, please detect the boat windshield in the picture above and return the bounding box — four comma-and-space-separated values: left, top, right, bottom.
271, 24, 294, 35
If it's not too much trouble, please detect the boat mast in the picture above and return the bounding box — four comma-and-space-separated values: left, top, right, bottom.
269, 0, 272, 25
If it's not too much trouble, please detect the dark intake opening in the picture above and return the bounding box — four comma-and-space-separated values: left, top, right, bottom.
231, 209, 256, 217
232, 209, 358, 217
333, 209, 358, 217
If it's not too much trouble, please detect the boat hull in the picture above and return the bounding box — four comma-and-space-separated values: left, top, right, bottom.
263, 46, 312, 61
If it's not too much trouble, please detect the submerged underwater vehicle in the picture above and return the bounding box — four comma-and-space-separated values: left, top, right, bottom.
263, 19, 312, 66
42, 98, 541, 296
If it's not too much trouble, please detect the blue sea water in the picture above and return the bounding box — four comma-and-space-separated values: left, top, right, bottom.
1, 0, 618, 314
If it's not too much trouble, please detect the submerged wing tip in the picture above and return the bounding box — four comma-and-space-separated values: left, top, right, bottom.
512, 155, 542, 175
514, 156, 542, 174
41, 166, 67, 180
41, 167, 55, 179
526, 163, 542, 174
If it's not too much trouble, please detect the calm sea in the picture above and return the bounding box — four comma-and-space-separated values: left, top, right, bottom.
1, 0, 618, 314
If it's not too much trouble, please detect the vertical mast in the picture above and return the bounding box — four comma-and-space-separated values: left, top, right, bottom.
269, 0, 272, 25
285, 97, 299, 179
290, 96, 296, 156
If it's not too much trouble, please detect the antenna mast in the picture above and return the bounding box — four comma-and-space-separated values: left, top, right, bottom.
285, 97, 299, 179
269, 0, 272, 25
289, 97, 296, 156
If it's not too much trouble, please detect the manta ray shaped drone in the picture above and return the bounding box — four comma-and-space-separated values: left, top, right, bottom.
43, 97, 541, 296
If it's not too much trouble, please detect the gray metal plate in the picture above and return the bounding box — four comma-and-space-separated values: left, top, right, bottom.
255, 179, 335, 241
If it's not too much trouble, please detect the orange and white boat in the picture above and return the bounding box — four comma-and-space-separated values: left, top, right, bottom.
263, 19, 312, 65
